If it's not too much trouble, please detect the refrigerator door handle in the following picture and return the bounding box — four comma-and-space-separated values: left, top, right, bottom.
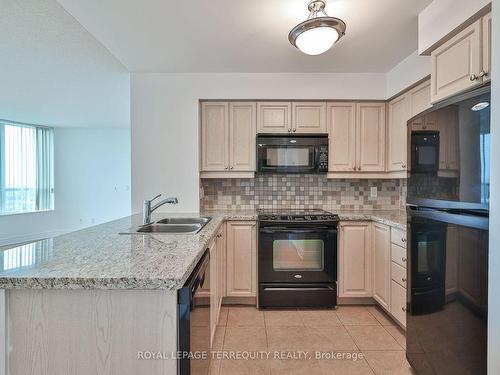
409, 209, 489, 230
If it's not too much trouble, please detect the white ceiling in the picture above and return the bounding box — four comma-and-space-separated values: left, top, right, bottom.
57, 0, 432, 73
0, 0, 130, 128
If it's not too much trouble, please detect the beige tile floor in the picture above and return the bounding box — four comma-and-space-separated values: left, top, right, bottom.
210, 305, 415, 375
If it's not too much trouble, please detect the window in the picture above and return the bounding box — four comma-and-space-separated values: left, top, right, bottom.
0, 121, 54, 215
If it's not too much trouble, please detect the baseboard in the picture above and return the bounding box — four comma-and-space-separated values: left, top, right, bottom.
222, 296, 257, 306
337, 297, 377, 305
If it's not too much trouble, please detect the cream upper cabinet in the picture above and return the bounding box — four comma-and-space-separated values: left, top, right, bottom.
229, 102, 256, 171
431, 19, 486, 103
409, 79, 432, 118
482, 13, 492, 83
357, 103, 386, 172
388, 95, 410, 172
257, 102, 291, 133
201, 102, 229, 171
226, 221, 257, 297
339, 222, 372, 298
328, 103, 356, 172
437, 107, 459, 171
292, 102, 327, 133
372, 223, 391, 310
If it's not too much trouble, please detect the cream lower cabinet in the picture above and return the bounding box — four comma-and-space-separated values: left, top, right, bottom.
372, 223, 391, 310
226, 221, 257, 297
200, 102, 256, 177
208, 237, 218, 344
338, 222, 372, 298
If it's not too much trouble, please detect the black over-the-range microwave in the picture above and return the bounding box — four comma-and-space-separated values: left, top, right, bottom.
256, 134, 329, 174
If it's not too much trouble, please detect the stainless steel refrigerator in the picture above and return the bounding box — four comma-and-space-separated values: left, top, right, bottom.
406, 86, 490, 375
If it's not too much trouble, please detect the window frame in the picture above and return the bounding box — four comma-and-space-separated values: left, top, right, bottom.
0, 119, 55, 216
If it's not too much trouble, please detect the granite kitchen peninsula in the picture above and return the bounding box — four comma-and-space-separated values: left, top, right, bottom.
0, 210, 406, 374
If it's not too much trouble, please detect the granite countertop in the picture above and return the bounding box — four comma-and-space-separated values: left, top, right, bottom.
0, 211, 257, 290
0, 209, 405, 290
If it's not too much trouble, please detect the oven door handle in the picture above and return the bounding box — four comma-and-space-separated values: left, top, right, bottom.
260, 227, 336, 234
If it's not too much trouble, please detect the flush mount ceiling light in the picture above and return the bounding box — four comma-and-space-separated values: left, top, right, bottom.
289, 0, 346, 56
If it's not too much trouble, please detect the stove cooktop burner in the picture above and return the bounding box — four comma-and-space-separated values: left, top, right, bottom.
258, 209, 338, 222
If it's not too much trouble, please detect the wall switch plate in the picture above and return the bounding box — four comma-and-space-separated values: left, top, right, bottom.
370, 186, 378, 198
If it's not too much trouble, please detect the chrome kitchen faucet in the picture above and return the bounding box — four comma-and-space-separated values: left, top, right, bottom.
143, 194, 178, 225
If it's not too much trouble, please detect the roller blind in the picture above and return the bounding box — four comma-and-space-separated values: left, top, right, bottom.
0, 121, 54, 215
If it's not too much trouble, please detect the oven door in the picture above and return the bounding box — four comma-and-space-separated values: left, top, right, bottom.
258, 225, 337, 283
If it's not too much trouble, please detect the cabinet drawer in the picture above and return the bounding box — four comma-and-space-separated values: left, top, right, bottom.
391, 261, 407, 288
390, 280, 407, 327
391, 243, 407, 269
390, 227, 407, 248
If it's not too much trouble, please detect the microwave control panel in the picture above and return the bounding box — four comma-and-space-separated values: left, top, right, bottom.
318, 145, 329, 172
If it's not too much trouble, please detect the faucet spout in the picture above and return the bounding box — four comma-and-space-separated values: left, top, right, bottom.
142, 194, 179, 225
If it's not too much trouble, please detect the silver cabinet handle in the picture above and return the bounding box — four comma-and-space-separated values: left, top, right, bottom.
402, 257, 407, 262
224, 166, 229, 170
288, 128, 292, 132
352, 166, 356, 170
470, 74, 478, 81
402, 277, 407, 282
358, 167, 361, 171
402, 164, 406, 169
293, 128, 297, 132
402, 306, 407, 312
479, 71, 488, 78
401, 238, 406, 243
230, 166, 234, 170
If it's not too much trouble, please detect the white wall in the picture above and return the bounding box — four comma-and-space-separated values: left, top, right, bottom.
418, 0, 491, 54
0, 127, 131, 245
488, 0, 499, 372
386, 51, 431, 98
131, 73, 387, 213
0, 0, 131, 245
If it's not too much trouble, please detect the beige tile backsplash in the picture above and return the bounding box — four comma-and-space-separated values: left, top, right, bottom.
201, 175, 407, 211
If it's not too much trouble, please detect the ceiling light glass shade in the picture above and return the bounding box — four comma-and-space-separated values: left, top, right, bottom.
289, 1, 346, 56
295, 26, 339, 55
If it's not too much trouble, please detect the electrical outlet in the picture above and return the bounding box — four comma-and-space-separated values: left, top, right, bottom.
370, 186, 378, 198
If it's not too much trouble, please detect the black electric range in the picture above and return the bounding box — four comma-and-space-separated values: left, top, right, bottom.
257, 210, 339, 308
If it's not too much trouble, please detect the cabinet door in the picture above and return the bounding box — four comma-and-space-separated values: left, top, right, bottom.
482, 13, 492, 83
437, 107, 459, 171
373, 223, 391, 310
356, 103, 386, 172
409, 79, 431, 118
339, 222, 372, 298
327, 103, 356, 172
257, 102, 291, 133
431, 20, 482, 103
390, 280, 407, 327
208, 239, 218, 344
229, 102, 256, 171
226, 221, 257, 297
388, 95, 409, 171
292, 102, 327, 133
216, 224, 226, 308
201, 102, 229, 171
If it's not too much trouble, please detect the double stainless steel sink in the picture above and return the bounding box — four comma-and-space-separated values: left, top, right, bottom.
129, 217, 211, 234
